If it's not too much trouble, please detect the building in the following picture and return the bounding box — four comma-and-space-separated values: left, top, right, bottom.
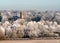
20, 11, 26, 19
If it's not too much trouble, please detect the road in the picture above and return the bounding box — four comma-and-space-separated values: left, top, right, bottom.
0, 40, 60, 43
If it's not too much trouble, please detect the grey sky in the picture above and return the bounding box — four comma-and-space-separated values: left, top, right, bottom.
0, 0, 60, 10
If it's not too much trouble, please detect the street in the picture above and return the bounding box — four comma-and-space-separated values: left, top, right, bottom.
0, 40, 60, 43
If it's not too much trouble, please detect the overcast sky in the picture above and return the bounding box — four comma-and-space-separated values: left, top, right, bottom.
0, 0, 60, 10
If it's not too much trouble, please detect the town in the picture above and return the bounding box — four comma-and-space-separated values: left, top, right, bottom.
0, 10, 60, 40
